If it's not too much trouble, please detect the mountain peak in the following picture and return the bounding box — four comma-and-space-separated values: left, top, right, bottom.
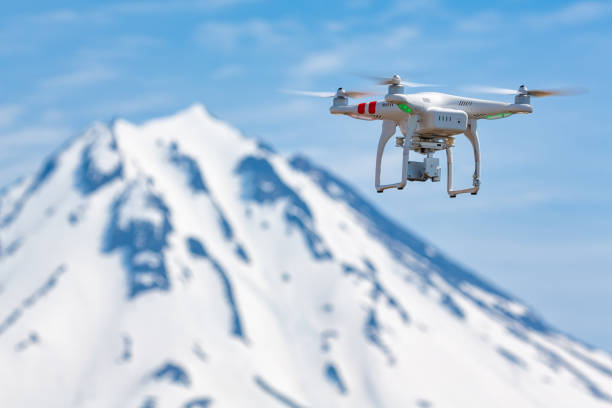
109, 103, 249, 162
1, 105, 611, 407
183, 102, 210, 117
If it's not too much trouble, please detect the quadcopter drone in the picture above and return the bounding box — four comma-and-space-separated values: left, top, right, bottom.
289, 75, 576, 197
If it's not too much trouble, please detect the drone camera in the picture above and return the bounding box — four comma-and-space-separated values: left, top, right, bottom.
425, 156, 441, 180
406, 157, 441, 182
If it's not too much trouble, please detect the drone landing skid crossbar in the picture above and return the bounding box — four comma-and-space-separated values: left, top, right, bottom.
375, 117, 418, 193
446, 120, 481, 198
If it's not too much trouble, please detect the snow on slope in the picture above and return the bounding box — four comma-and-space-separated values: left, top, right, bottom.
0, 104, 611, 408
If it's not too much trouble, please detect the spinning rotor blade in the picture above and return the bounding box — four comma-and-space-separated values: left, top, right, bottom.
344, 90, 374, 98
282, 89, 374, 98
400, 80, 438, 88
467, 85, 584, 97
526, 88, 584, 97
282, 90, 336, 98
363, 75, 438, 88
466, 86, 518, 95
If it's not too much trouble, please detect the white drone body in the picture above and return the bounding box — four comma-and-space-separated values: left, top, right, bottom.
292, 75, 572, 198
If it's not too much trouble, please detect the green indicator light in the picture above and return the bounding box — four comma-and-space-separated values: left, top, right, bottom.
398, 104, 412, 113
485, 113, 513, 120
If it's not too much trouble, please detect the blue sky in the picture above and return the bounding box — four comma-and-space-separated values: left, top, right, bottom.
1, 0, 611, 350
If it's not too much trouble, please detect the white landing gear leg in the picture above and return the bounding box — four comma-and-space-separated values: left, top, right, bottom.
447, 119, 481, 198
375, 116, 418, 193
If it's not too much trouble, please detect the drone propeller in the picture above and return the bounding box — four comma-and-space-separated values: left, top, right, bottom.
364, 74, 438, 88
466, 85, 584, 97
283, 88, 374, 99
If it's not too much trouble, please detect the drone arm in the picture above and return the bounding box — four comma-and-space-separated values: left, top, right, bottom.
447, 119, 481, 197
375, 116, 418, 193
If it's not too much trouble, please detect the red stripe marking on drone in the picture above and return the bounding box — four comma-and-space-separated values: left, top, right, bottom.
358, 103, 366, 114
368, 101, 376, 114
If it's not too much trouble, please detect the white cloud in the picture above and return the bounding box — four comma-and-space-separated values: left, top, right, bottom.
324, 21, 348, 33
105, 0, 254, 15
24, 0, 255, 25
0, 126, 70, 149
525, 1, 612, 27
0, 105, 24, 128
0, 126, 71, 186
195, 19, 293, 51
30, 9, 82, 23
90, 94, 177, 116
388, 0, 443, 16
381, 26, 420, 48
76, 36, 163, 61
232, 99, 321, 126
289, 24, 421, 79
292, 51, 344, 77
456, 12, 503, 32
40, 110, 67, 124
343, 0, 372, 9
211, 65, 245, 80
196, 21, 243, 50
41, 66, 118, 89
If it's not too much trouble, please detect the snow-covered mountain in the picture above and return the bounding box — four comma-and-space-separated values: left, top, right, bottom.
0, 104, 611, 408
